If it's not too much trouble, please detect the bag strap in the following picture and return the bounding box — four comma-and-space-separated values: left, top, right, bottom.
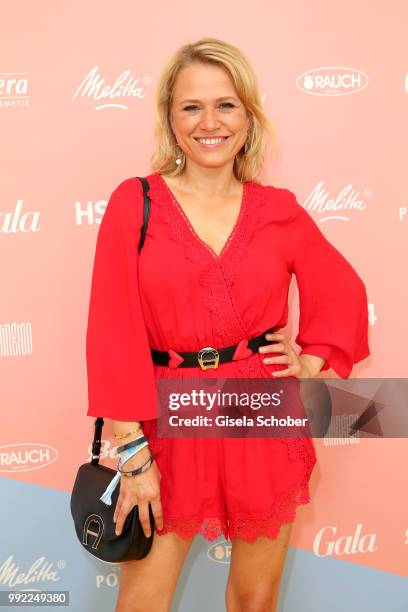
91, 417, 104, 465
135, 176, 151, 253
91, 176, 152, 464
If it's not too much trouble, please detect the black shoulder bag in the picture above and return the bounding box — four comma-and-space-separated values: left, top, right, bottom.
70, 176, 154, 564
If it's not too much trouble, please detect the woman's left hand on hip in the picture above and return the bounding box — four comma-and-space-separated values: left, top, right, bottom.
258, 332, 312, 378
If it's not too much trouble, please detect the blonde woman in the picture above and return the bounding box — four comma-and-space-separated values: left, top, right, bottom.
86, 37, 370, 612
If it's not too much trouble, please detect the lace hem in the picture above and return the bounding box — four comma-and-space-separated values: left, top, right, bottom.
228, 460, 315, 542
156, 516, 229, 542
154, 476, 314, 543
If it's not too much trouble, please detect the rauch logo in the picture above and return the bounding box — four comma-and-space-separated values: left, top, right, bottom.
0, 444, 58, 473
296, 67, 369, 96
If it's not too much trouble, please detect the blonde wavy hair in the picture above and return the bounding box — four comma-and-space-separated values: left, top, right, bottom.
150, 37, 278, 184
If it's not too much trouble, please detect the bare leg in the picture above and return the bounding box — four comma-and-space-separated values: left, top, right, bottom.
225, 522, 292, 612
115, 531, 195, 612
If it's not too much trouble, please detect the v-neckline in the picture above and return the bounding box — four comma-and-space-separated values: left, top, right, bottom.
157, 173, 248, 260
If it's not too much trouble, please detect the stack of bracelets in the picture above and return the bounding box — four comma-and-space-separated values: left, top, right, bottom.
99, 427, 155, 506
115, 428, 155, 477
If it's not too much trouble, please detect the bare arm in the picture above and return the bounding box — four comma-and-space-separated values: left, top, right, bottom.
111, 420, 163, 537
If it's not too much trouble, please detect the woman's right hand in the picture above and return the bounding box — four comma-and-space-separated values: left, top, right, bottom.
113, 445, 163, 538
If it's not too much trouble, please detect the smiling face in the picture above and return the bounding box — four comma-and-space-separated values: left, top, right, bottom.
169, 62, 252, 171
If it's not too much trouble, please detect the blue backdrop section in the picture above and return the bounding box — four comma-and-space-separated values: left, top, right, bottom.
0, 478, 406, 611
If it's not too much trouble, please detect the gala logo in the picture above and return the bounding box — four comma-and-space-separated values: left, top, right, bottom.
0, 201, 40, 233
313, 523, 377, 557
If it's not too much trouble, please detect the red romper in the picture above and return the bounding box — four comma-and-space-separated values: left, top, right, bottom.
86, 172, 370, 542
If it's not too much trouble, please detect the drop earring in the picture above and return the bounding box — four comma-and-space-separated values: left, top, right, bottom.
244, 129, 253, 155
175, 143, 184, 166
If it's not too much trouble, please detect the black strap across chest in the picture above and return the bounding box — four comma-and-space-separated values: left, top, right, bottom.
135, 176, 151, 253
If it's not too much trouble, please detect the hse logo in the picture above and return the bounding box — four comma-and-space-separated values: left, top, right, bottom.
0, 444, 58, 473
313, 523, 377, 557
75, 197, 107, 225
72, 65, 152, 110
207, 541, 232, 563
0, 72, 29, 108
296, 67, 369, 96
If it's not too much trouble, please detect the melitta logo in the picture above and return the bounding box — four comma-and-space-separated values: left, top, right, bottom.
0, 556, 62, 587
0, 72, 29, 108
0, 444, 58, 473
0, 201, 41, 233
303, 181, 369, 222
72, 65, 152, 110
296, 67, 369, 96
313, 523, 377, 557
207, 541, 232, 563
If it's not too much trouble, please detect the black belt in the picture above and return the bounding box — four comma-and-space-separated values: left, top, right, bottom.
150, 327, 277, 370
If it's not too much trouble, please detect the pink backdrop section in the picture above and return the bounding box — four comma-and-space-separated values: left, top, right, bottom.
1, 1, 407, 577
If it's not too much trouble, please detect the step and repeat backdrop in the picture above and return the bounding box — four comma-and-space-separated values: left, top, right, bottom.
1, 2, 407, 611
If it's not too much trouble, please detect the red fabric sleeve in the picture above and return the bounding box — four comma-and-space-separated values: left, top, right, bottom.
287, 190, 370, 379
85, 178, 157, 421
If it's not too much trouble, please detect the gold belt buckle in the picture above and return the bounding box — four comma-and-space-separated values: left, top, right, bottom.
197, 347, 220, 370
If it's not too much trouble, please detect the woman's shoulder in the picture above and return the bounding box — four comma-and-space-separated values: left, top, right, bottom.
103, 176, 145, 231
250, 181, 302, 224
111, 176, 144, 200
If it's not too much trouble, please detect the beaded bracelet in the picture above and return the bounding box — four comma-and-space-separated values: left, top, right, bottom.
117, 453, 155, 477
114, 427, 142, 440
